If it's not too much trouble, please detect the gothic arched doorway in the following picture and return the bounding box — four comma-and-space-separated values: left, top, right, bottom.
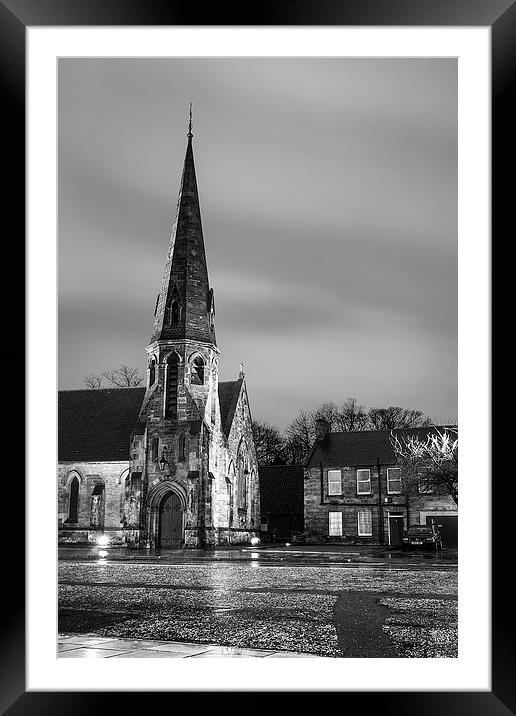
159, 491, 183, 547
146, 480, 187, 548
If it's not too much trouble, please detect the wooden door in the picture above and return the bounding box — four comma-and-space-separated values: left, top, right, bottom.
389, 516, 404, 546
159, 492, 182, 547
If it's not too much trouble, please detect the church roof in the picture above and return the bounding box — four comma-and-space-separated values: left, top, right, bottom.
59, 381, 246, 462
259, 464, 304, 515
306, 426, 454, 469
58, 388, 145, 462
218, 379, 243, 438
150, 125, 216, 346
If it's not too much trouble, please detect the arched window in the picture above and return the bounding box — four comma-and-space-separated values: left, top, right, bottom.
191, 356, 205, 385
237, 451, 247, 510
165, 287, 181, 327
68, 476, 79, 522
166, 353, 179, 417
90, 484, 104, 528
171, 300, 180, 325
226, 477, 233, 525
149, 358, 156, 386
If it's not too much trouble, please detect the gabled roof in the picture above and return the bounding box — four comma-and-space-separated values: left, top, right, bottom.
306, 426, 454, 469
259, 464, 304, 515
218, 379, 243, 438
58, 379, 248, 459
58, 388, 145, 462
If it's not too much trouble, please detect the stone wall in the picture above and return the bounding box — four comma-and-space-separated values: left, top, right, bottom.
225, 382, 260, 537
304, 463, 456, 544
58, 461, 129, 544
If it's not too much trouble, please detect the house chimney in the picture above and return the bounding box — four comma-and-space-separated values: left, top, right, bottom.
315, 418, 330, 441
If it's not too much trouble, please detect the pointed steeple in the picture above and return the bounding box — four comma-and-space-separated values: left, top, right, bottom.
151, 111, 216, 345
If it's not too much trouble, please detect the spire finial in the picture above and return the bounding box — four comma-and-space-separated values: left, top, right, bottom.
239, 362, 245, 379
188, 103, 193, 138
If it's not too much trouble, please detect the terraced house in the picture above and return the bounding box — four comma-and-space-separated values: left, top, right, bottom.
304, 420, 458, 547
58, 120, 259, 548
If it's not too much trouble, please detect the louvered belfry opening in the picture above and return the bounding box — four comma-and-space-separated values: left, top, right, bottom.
166, 353, 179, 418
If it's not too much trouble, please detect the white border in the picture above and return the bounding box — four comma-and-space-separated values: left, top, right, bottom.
27, 26, 490, 691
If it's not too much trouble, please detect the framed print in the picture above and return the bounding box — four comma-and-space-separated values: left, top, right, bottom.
4, 0, 511, 710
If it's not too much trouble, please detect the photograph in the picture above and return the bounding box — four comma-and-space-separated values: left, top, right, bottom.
56, 57, 459, 660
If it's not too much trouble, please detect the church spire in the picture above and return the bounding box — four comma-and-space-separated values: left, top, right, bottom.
150, 112, 216, 345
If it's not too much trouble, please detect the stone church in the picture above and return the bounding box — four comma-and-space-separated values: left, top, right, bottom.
58, 120, 260, 548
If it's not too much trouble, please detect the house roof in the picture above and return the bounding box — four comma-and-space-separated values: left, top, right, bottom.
259, 464, 304, 515
218, 379, 243, 438
58, 388, 145, 462
306, 426, 454, 469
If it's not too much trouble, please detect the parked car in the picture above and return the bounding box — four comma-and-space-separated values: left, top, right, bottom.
402, 524, 442, 551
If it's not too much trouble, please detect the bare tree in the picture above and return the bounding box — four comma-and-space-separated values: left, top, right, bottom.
335, 397, 369, 431
284, 409, 316, 464
313, 402, 341, 431
103, 365, 144, 387
368, 406, 433, 430
252, 420, 286, 466
391, 427, 458, 504
84, 365, 143, 389
84, 374, 103, 389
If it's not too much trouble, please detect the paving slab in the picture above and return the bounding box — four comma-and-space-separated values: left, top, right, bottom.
146, 642, 214, 654
58, 634, 320, 658
109, 649, 188, 658
59, 648, 128, 658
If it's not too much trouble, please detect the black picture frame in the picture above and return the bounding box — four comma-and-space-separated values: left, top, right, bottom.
6, 0, 508, 711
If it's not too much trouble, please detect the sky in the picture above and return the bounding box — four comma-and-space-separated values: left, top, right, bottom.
58, 58, 457, 429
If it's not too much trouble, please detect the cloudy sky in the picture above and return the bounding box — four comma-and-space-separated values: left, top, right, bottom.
58, 58, 457, 428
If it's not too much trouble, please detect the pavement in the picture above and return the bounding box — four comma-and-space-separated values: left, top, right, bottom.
58, 633, 321, 658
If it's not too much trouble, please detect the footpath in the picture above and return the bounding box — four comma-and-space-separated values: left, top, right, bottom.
58, 633, 321, 658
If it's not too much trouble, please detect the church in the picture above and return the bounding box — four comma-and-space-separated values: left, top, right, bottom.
58, 117, 260, 548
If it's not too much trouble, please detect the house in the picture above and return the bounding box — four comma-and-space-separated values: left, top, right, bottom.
58, 118, 259, 548
258, 465, 304, 543
304, 419, 458, 547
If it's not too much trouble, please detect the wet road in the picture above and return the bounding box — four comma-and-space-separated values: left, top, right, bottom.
58, 546, 458, 658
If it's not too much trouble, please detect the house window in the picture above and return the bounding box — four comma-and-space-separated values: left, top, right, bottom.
329, 512, 343, 536
151, 437, 159, 462
191, 356, 205, 385
387, 468, 402, 494
356, 469, 371, 494
328, 470, 342, 496
357, 510, 372, 536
